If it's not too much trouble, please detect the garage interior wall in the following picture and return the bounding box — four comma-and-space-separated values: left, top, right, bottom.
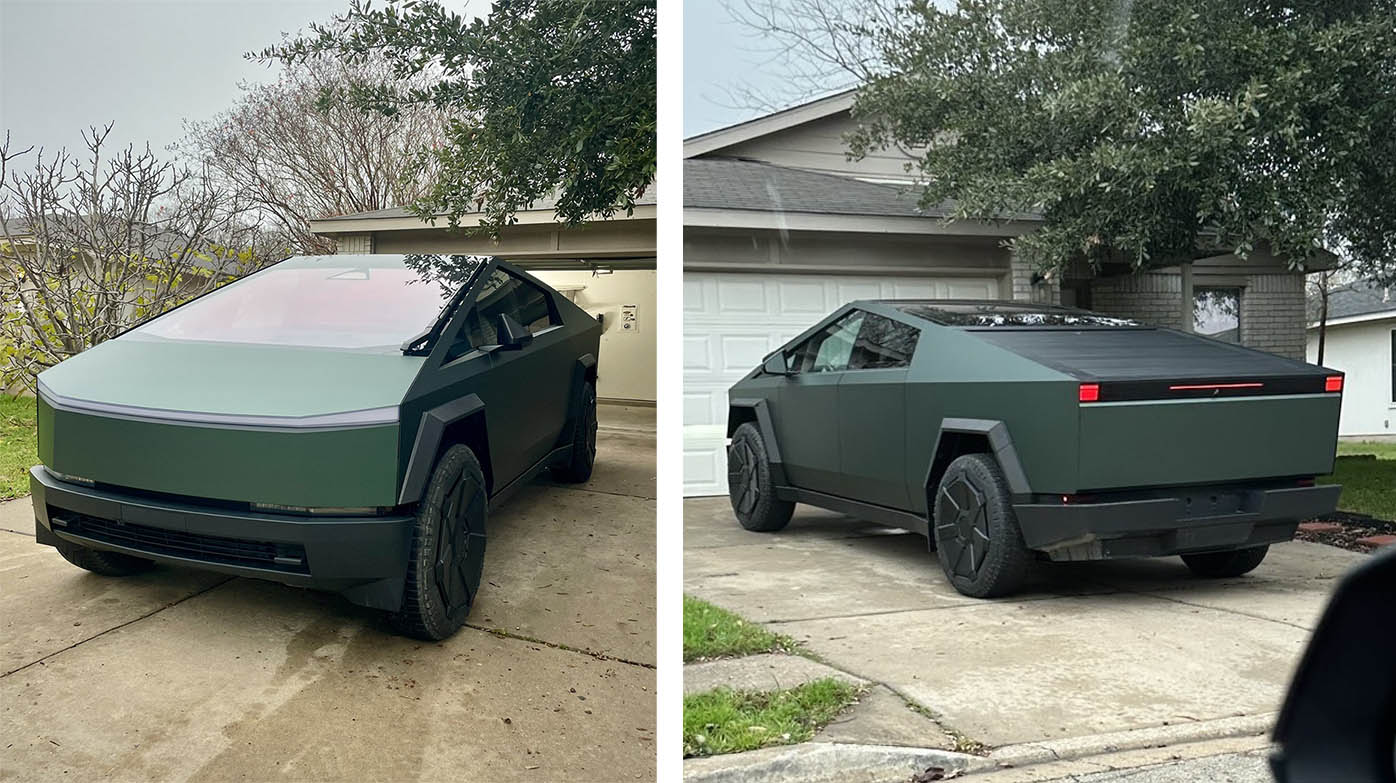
533, 269, 656, 404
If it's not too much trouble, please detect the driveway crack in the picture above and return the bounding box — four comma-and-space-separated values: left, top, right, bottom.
463, 623, 655, 669
1, 576, 235, 679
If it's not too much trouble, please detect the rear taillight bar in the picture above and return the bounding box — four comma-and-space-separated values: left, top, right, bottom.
1168, 382, 1265, 391
1078, 383, 1100, 403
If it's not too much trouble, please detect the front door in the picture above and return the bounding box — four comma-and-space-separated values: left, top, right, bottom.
836, 312, 921, 510
772, 311, 863, 490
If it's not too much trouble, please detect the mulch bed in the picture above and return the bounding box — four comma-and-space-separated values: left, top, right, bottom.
1295, 510, 1396, 553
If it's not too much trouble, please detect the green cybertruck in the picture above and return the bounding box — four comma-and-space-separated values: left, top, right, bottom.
727, 300, 1343, 598
32, 254, 600, 640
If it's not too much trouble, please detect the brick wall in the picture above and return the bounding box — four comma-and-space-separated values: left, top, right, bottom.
1239, 273, 1306, 360
1009, 252, 1061, 304
1089, 272, 1186, 330
1086, 270, 1307, 361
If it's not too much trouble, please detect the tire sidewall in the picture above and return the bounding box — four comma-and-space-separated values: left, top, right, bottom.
933, 453, 1029, 597
407, 444, 487, 638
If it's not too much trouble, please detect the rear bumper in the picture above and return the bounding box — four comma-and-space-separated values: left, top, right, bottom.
1013, 483, 1341, 561
31, 466, 414, 610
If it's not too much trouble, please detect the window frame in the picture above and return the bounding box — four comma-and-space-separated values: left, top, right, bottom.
785, 310, 865, 374
452, 267, 561, 355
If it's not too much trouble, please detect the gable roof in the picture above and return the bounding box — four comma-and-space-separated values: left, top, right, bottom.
684, 157, 949, 218
684, 89, 857, 159
1308, 281, 1396, 327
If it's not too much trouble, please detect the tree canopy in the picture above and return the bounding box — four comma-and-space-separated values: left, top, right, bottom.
833, 0, 1396, 278
262, 0, 656, 232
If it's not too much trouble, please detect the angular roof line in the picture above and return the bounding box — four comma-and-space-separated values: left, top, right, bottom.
684, 89, 857, 159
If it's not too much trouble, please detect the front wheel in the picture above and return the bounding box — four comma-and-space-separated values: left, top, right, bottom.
932, 453, 1032, 598
727, 422, 794, 532
392, 444, 488, 641
1181, 545, 1269, 578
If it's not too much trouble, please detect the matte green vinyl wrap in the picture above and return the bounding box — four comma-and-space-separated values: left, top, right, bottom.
37, 395, 402, 507
1077, 394, 1341, 490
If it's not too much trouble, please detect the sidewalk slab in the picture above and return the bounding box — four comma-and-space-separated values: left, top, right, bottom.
683, 653, 865, 694
817, 685, 956, 750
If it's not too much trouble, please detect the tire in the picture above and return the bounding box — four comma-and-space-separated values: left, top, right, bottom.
727, 422, 794, 532
552, 381, 597, 483
52, 537, 154, 576
1181, 545, 1269, 578
932, 453, 1032, 598
392, 444, 488, 641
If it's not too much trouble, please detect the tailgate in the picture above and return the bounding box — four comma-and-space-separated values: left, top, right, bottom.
1077, 384, 1341, 490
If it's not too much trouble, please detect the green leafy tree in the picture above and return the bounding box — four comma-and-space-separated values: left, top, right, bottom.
753, 0, 1396, 278
262, 0, 656, 232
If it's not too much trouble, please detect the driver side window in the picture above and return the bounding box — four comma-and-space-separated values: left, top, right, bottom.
445, 267, 558, 361
787, 311, 865, 374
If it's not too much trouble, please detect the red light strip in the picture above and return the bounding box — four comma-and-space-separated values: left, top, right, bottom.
1167, 382, 1264, 391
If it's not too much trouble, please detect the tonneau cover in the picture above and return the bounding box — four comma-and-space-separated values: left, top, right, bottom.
969, 328, 1324, 382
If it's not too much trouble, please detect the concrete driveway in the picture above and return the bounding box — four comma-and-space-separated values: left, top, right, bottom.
684, 496, 1361, 753
1, 405, 655, 782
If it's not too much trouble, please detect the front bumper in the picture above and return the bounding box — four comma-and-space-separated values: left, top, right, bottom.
1013, 483, 1342, 561
31, 466, 415, 610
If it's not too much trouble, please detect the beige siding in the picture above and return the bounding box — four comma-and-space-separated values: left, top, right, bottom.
713, 113, 922, 183
684, 227, 1011, 279
368, 220, 655, 259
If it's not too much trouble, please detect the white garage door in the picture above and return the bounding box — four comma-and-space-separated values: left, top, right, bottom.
683, 272, 1002, 496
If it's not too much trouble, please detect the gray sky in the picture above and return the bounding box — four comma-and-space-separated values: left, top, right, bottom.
0, 0, 476, 160
684, 2, 806, 139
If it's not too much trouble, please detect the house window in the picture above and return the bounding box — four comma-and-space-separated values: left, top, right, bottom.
1194, 287, 1241, 343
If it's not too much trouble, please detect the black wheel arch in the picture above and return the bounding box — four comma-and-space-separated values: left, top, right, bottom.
398, 394, 492, 505
924, 418, 1031, 510
728, 398, 787, 487
555, 353, 598, 447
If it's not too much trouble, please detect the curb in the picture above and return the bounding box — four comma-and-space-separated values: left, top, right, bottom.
984, 712, 1275, 769
683, 742, 979, 783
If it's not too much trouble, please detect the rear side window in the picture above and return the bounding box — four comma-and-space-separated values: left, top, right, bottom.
850, 313, 920, 369
462, 268, 559, 348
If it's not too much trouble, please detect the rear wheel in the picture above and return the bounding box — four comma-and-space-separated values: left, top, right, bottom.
53, 538, 154, 577
933, 454, 1032, 598
392, 444, 488, 641
728, 422, 794, 532
1181, 545, 1269, 578
552, 381, 597, 483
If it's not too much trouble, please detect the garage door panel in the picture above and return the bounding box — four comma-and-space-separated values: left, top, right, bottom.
776, 279, 830, 315
715, 278, 769, 313
683, 271, 1003, 496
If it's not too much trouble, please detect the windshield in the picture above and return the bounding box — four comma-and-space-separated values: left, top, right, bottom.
132, 254, 488, 350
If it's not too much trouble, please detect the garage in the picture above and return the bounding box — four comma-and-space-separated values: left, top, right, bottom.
310, 198, 657, 405
682, 271, 1001, 496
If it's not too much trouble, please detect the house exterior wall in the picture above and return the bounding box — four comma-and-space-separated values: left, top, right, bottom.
684, 226, 1013, 280
708, 113, 921, 183
1307, 318, 1393, 436
1085, 269, 1307, 361
531, 269, 656, 403
337, 233, 374, 254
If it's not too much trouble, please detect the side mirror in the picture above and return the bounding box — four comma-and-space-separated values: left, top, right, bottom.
763, 352, 791, 376
497, 313, 533, 351
1270, 545, 1396, 782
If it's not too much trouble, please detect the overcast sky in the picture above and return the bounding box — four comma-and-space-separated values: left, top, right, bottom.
683, 2, 809, 139
0, 0, 476, 160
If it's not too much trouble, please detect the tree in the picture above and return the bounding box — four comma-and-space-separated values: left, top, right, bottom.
261, 0, 656, 232
739, 0, 1396, 279
0, 127, 285, 391
183, 54, 453, 254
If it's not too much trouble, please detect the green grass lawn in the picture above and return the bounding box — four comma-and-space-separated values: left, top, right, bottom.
683, 678, 861, 757
683, 596, 801, 662
0, 394, 37, 500
1325, 442, 1396, 521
